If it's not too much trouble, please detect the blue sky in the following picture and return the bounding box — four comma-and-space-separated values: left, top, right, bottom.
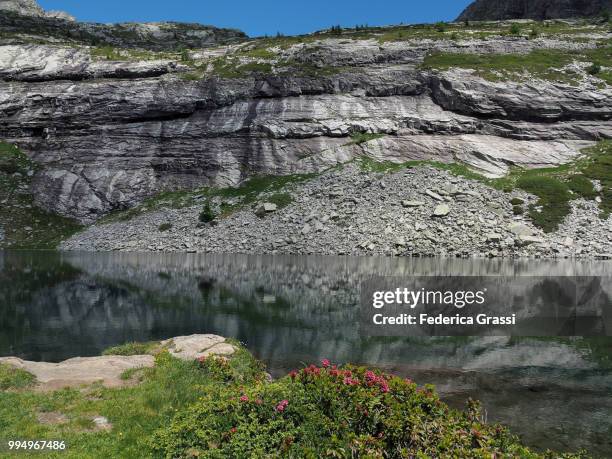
38, 0, 474, 37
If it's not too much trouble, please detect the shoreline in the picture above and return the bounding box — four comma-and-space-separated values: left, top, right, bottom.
0, 335, 593, 458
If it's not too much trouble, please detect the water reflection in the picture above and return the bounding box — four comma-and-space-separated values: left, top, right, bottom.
0, 251, 611, 455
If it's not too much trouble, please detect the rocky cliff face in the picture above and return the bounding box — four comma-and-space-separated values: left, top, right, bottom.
0, 5, 611, 234
0, 1, 246, 50
0, 0, 45, 17
457, 0, 612, 21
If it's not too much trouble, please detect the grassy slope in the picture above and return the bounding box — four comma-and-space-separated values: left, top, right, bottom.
101, 173, 317, 225
422, 38, 612, 85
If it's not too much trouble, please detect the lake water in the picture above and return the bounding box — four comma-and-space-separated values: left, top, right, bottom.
1, 251, 611, 456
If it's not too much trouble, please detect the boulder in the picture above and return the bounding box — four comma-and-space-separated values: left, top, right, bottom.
508, 222, 536, 237
425, 190, 445, 202
516, 235, 546, 246
255, 202, 278, 217
433, 204, 451, 217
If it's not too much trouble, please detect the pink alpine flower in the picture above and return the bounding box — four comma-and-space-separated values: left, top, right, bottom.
239, 395, 249, 402
321, 359, 331, 368
276, 400, 289, 412
289, 370, 298, 379
379, 380, 390, 393
365, 370, 377, 385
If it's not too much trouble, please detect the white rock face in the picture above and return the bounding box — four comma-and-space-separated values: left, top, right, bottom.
0, 0, 74, 20
0, 24, 609, 225
0, 0, 45, 16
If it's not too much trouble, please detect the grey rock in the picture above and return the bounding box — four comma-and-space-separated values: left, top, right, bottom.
508, 222, 536, 237
433, 204, 451, 217
255, 202, 278, 217
516, 235, 546, 246
426, 190, 445, 202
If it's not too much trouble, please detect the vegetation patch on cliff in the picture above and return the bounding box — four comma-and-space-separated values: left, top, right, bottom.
422, 43, 612, 85
0, 142, 82, 250
359, 140, 611, 232
101, 173, 317, 225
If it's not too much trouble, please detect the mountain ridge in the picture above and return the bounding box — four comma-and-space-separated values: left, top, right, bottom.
457, 0, 612, 21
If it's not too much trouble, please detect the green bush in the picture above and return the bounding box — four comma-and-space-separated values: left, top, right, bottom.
199, 201, 217, 223
516, 175, 571, 233
0, 142, 29, 175
509, 23, 522, 35
180, 49, 191, 62
567, 175, 597, 199
580, 140, 611, 217
434, 22, 447, 33
510, 197, 525, 205
513, 205, 524, 215
350, 132, 385, 145
152, 361, 571, 458
0, 364, 36, 390
529, 27, 540, 39
587, 62, 601, 75
158, 223, 173, 232
267, 193, 293, 209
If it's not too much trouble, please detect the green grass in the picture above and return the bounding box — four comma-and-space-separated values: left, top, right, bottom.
421, 45, 612, 85
102, 342, 160, 357
0, 364, 36, 390
0, 345, 264, 459
101, 173, 317, 224
0, 142, 83, 249
579, 140, 612, 217
266, 192, 293, 209
211, 57, 273, 78
240, 47, 277, 59
349, 132, 385, 145
515, 175, 572, 233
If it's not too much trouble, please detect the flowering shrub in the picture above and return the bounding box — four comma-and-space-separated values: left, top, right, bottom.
152, 360, 582, 458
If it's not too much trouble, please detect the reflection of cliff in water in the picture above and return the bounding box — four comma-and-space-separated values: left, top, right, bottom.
1, 251, 611, 371
1, 251, 611, 455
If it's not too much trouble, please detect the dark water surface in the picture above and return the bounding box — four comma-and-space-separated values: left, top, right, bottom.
1, 251, 611, 456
